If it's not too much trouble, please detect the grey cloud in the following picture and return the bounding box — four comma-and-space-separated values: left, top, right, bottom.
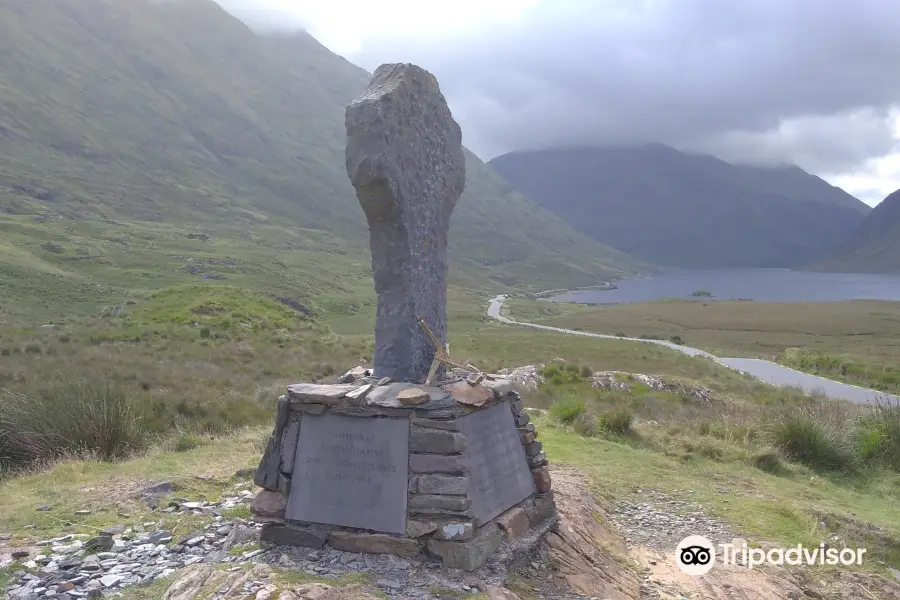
218, 0, 900, 174
214, 0, 309, 30
347, 0, 900, 172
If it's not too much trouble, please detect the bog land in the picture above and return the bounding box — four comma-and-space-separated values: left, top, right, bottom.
3, 285, 900, 598
505, 297, 900, 395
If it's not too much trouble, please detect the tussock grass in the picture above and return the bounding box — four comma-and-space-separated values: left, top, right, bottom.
548, 396, 586, 424
769, 408, 855, 473
0, 381, 147, 471
536, 365, 900, 476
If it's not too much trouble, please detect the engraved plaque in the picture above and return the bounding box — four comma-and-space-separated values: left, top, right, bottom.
458, 400, 536, 525
286, 413, 409, 534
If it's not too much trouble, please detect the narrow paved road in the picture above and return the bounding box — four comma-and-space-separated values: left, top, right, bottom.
488, 295, 899, 405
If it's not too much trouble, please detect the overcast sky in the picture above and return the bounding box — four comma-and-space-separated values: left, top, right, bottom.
216, 0, 900, 207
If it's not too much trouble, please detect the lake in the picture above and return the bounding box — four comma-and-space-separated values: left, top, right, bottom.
547, 269, 900, 304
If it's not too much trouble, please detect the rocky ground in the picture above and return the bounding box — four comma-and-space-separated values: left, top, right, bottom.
2, 473, 583, 600
608, 489, 900, 600
5, 468, 900, 600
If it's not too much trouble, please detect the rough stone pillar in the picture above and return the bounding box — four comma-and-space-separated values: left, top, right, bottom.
345, 63, 465, 383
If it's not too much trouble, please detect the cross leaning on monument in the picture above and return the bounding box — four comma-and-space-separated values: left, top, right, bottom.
417, 316, 481, 385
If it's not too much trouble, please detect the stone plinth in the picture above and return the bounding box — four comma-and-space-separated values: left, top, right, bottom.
253, 371, 556, 571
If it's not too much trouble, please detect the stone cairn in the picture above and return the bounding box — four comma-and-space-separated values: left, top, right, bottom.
251, 63, 556, 572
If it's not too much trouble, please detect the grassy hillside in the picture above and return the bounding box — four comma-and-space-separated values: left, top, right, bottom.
488, 144, 869, 269
816, 189, 900, 273
0, 0, 634, 323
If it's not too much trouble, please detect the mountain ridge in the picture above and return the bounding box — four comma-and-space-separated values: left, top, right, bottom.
0, 0, 636, 321
488, 144, 869, 269
814, 188, 900, 273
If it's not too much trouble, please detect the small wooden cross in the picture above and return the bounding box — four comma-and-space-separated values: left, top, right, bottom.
418, 316, 477, 385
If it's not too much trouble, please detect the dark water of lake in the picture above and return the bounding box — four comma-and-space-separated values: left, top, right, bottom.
547, 269, 900, 304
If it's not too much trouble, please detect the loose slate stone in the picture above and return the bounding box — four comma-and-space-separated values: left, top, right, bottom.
286, 413, 409, 534
345, 63, 465, 383
457, 400, 536, 526
481, 377, 513, 398
366, 383, 454, 411
286, 384, 357, 404
345, 383, 372, 401
442, 381, 494, 407
397, 388, 429, 405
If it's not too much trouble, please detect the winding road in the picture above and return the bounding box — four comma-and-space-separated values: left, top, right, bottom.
488, 295, 899, 405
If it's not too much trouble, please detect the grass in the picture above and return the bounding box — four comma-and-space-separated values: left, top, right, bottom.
505, 298, 900, 393
532, 373, 900, 571
539, 369, 900, 476
778, 347, 900, 395
0, 381, 147, 470
0, 0, 633, 328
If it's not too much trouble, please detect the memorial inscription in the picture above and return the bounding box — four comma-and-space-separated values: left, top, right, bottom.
286, 413, 410, 534
458, 401, 536, 526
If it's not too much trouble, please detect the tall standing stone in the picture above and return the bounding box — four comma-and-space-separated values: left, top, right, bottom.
346, 63, 466, 383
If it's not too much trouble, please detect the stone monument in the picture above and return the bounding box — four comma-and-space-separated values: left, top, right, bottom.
252, 64, 556, 572
345, 63, 465, 384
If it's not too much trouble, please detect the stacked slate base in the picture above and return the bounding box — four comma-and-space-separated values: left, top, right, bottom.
252, 370, 556, 571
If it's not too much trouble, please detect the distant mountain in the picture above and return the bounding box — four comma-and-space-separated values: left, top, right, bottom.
488, 144, 871, 269
815, 189, 900, 273
0, 0, 636, 321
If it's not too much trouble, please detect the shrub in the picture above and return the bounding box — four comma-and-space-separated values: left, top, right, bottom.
573, 413, 600, 437
855, 400, 900, 469
172, 431, 205, 452
599, 407, 633, 435
41, 241, 65, 254
752, 452, 785, 474
549, 396, 586, 425
769, 411, 853, 472
541, 363, 587, 386
0, 381, 148, 471
669, 335, 684, 345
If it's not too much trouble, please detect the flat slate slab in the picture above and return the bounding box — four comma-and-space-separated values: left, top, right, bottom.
286, 412, 410, 534
457, 400, 536, 526
287, 384, 359, 404
366, 383, 454, 411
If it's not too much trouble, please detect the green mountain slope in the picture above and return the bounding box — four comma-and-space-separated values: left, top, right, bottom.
815, 189, 900, 273
0, 0, 634, 322
488, 144, 870, 269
